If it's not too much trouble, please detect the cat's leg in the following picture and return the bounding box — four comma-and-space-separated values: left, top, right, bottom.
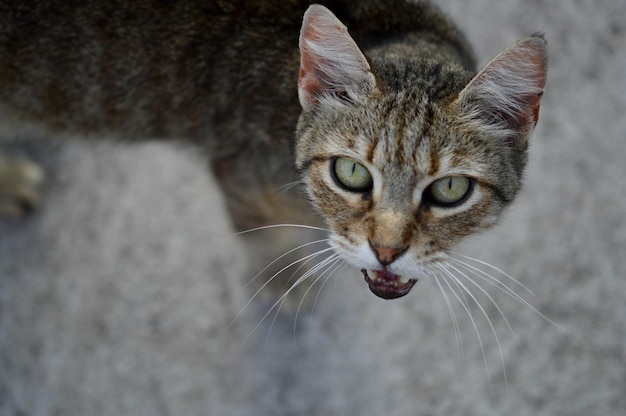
0, 150, 45, 219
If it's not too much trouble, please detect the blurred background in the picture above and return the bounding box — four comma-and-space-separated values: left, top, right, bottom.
1, 1, 625, 414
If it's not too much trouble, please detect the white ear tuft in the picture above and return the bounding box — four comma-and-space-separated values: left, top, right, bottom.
455, 35, 548, 139
298, 5, 376, 112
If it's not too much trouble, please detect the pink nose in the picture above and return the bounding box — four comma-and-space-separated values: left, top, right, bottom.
369, 243, 407, 266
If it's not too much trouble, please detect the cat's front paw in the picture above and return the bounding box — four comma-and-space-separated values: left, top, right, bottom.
0, 151, 45, 219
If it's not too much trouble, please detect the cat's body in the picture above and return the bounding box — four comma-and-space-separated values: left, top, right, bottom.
0, 0, 546, 300
0, 0, 474, 228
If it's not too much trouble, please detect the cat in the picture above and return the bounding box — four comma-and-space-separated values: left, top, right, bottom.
0, 0, 546, 302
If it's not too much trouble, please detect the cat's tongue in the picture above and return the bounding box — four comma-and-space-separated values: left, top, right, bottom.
361, 268, 418, 300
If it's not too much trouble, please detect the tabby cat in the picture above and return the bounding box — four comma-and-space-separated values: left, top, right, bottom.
0, 1, 546, 301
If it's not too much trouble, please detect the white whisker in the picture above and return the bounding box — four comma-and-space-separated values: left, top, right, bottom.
331, 261, 349, 293
222, 246, 335, 340
283, 244, 331, 288
436, 263, 506, 393
311, 259, 346, 316
243, 238, 329, 289
444, 262, 515, 336
448, 253, 567, 331
243, 248, 341, 346
261, 252, 338, 347
263, 293, 289, 347
293, 254, 342, 340
233, 223, 328, 235
435, 266, 492, 384
295, 257, 339, 318
431, 271, 465, 361
449, 259, 537, 321
449, 251, 535, 297
275, 180, 304, 194
295, 254, 340, 307
450, 258, 531, 302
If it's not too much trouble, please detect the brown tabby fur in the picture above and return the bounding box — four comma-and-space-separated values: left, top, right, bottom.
0, 0, 546, 301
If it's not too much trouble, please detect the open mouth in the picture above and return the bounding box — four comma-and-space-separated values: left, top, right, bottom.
361, 268, 418, 300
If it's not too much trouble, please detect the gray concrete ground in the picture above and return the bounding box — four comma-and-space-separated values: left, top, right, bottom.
1, 1, 625, 415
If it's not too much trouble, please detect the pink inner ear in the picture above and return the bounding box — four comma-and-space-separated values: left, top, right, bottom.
298, 66, 322, 107
297, 5, 375, 111
502, 44, 546, 127
457, 35, 547, 135
298, 21, 327, 108
525, 50, 547, 127
298, 6, 351, 109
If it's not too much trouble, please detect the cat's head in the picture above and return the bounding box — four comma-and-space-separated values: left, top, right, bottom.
295, 5, 547, 299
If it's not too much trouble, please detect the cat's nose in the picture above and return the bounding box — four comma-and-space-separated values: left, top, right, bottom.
369, 242, 407, 266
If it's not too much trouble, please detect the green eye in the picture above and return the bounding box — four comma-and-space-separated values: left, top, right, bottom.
428, 176, 472, 206
331, 157, 373, 192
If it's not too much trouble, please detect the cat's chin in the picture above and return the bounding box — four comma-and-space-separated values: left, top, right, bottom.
360, 269, 418, 300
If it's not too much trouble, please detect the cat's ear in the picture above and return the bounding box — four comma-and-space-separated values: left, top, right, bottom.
298, 5, 376, 112
455, 34, 547, 140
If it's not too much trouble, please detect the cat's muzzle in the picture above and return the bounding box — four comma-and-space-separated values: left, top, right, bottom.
360, 269, 418, 300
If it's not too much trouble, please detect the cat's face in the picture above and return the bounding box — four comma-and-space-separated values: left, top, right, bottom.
296, 6, 546, 299
297, 87, 517, 298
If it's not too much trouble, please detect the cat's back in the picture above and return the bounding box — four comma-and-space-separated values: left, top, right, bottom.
0, 0, 473, 142
0, 0, 301, 139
